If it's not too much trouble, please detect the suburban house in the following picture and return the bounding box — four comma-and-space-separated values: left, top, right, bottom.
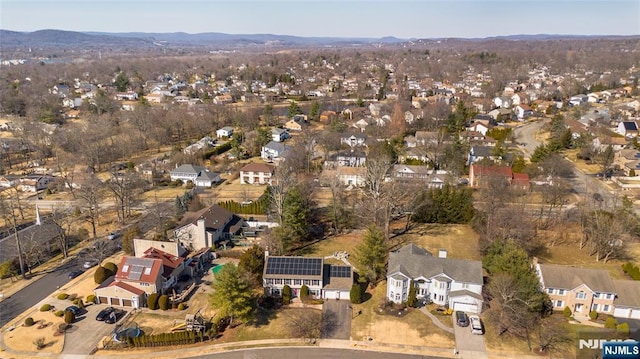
467, 146, 497, 165
324, 150, 367, 168
94, 257, 164, 308
592, 136, 626, 152
389, 165, 450, 189
616, 121, 639, 137
569, 94, 589, 106
239, 162, 275, 185
0, 217, 62, 265
262, 254, 353, 300
321, 167, 366, 187
271, 128, 289, 142
261, 141, 291, 162
169, 164, 221, 187
612, 280, 640, 319
174, 204, 245, 250
469, 164, 530, 189
386, 244, 484, 313
535, 262, 616, 318
216, 127, 234, 138
340, 133, 367, 147
18, 175, 54, 192
141, 247, 185, 292
515, 104, 534, 120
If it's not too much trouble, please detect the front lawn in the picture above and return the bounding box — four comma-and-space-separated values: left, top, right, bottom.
351, 282, 454, 347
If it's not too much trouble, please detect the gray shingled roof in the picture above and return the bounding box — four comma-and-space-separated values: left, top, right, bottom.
388, 244, 482, 285
538, 264, 615, 293
612, 280, 640, 308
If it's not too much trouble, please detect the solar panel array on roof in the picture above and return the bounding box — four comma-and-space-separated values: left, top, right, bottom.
329, 265, 351, 278
129, 265, 143, 280
265, 257, 322, 276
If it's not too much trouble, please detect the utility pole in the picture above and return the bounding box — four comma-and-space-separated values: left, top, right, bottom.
9, 200, 27, 279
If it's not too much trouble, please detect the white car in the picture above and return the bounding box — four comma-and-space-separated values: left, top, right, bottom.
469, 315, 484, 335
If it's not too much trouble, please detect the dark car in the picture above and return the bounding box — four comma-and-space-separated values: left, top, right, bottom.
68, 269, 84, 279
65, 305, 81, 316
104, 309, 125, 324
95, 306, 115, 321
455, 311, 470, 327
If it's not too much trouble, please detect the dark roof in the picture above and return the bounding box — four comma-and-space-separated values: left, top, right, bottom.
612, 280, 640, 308
388, 244, 482, 285
0, 220, 61, 263
177, 204, 236, 231
263, 256, 323, 278
537, 264, 615, 293
170, 164, 205, 175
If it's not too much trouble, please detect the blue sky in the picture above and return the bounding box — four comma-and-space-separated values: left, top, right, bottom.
1, 0, 639, 38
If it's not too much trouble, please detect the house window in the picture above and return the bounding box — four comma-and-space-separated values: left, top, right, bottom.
556, 300, 564, 308
603, 305, 610, 312
275, 278, 283, 285
605, 293, 612, 300
294, 279, 301, 286
576, 291, 587, 299
462, 283, 469, 289
547, 288, 554, 294
575, 303, 583, 312
557, 289, 565, 296
303, 280, 310, 286
284, 279, 291, 285
312, 280, 319, 286
396, 280, 401, 288
439, 282, 445, 289
438, 295, 444, 302
592, 304, 599, 311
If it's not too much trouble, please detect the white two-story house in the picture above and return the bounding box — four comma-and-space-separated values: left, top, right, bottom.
386, 244, 483, 313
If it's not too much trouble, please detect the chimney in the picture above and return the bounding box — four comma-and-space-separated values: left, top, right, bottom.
264, 247, 269, 259
438, 249, 447, 258
35, 204, 41, 225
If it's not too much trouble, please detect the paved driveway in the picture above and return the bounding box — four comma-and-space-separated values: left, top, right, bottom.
63, 304, 126, 354
452, 313, 487, 359
321, 299, 351, 339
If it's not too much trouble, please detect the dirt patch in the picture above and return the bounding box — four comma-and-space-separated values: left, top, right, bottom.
3, 310, 64, 353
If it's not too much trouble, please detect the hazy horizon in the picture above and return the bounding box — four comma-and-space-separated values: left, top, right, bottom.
1, 0, 639, 39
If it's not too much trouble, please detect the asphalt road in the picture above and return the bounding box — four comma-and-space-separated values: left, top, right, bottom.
198, 347, 447, 359
513, 119, 549, 159
0, 259, 76, 327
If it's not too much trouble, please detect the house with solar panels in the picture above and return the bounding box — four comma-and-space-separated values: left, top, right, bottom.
263, 253, 353, 300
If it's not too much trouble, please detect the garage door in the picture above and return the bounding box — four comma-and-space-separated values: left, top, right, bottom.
111, 298, 121, 306
323, 291, 337, 300
453, 302, 478, 313
99, 296, 108, 304
631, 309, 640, 319
122, 299, 132, 307
614, 307, 631, 318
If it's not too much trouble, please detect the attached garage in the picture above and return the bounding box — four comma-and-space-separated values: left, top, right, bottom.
452, 301, 479, 313
448, 290, 483, 314
612, 280, 640, 320
94, 279, 146, 308
322, 289, 350, 300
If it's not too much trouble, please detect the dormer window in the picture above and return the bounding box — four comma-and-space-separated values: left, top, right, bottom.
122, 265, 129, 272
144, 267, 151, 275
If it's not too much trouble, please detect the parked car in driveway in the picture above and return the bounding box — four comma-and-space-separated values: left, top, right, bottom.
95, 307, 115, 321
469, 315, 484, 335
456, 311, 469, 327
104, 308, 125, 324
65, 305, 81, 316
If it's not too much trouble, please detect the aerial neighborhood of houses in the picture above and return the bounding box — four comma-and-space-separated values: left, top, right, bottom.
1, 34, 640, 358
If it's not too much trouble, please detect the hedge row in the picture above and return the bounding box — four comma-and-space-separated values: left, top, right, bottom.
202, 142, 232, 160
622, 262, 640, 280
217, 200, 266, 215
128, 330, 206, 347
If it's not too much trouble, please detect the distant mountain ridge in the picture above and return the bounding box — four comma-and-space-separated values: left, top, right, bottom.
1, 29, 638, 49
